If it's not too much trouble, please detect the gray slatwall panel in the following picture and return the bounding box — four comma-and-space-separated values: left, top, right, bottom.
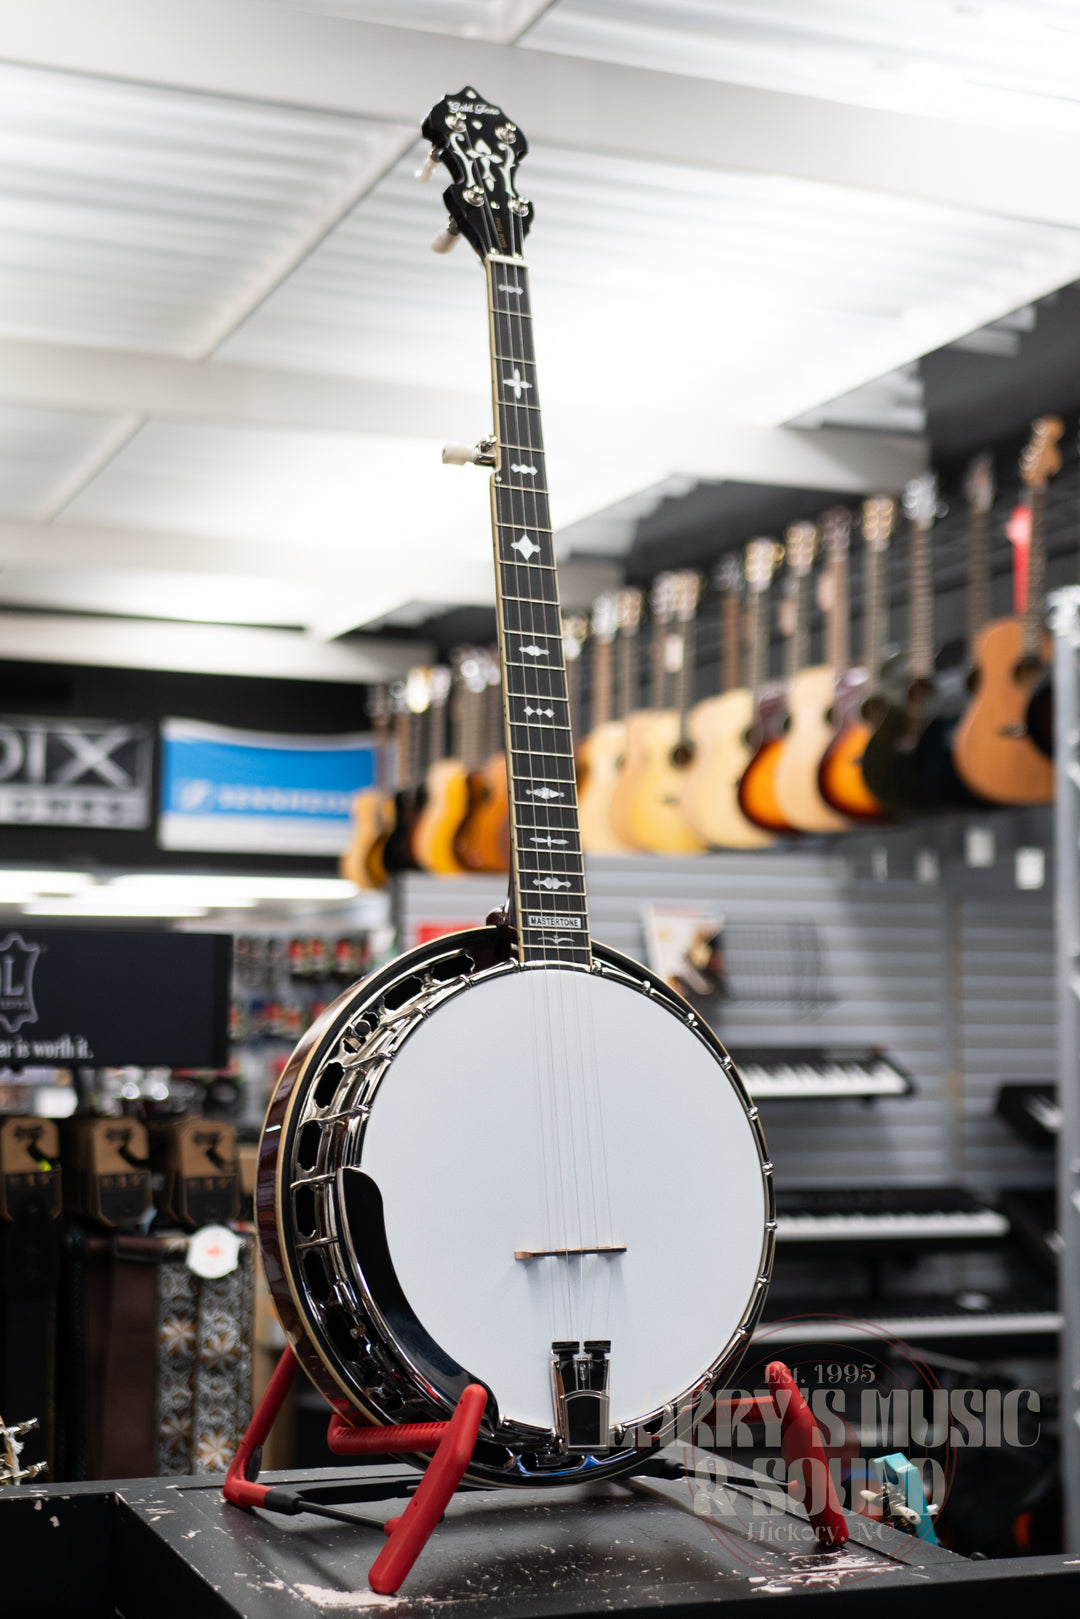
957, 899, 1056, 1190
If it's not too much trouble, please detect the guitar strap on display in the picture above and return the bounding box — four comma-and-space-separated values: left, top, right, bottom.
60, 1115, 159, 1478
0, 1117, 62, 1474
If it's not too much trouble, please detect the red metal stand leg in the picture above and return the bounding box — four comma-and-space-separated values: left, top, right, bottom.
767, 1360, 848, 1547
223, 1344, 299, 1509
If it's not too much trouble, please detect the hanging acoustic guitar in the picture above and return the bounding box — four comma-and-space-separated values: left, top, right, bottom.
257, 88, 773, 1488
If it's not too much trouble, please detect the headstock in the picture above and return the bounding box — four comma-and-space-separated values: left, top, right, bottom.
651, 573, 678, 625
672, 571, 703, 623
591, 592, 619, 643
821, 507, 852, 555
404, 666, 432, 714
963, 451, 995, 514
784, 521, 817, 577
562, 614, 587, 663
745, 538, 782, 594
903, 472, 939, 529
367, 683, 390, 724
422, 88, 532, 261
453, 647, 490, 696
713, 555, 743, 598
615, 588, 644, 634
1019, 415, 1064, 489
861, 495, 897, 551
429, 666, 453, 708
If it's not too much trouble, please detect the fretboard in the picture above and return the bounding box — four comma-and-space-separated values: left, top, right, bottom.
909, 521, 934, 683
967, 506, 990, 660
1022, 488, 1047, 660
863, 546, 887, 694
487, 255, 590, 968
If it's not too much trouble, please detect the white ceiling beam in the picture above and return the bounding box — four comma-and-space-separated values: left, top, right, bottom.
0, 613, 425, 683
0, 339, 486, 440
3, 2, 1080, 228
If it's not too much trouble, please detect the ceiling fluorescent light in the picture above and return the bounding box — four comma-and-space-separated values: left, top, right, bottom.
22, 899, 210, 918
0, 870, 92, 894
110, 875, 358, 901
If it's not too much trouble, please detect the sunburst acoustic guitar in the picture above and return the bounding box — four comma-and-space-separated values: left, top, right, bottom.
609, 572, 705, 854
773, 507, 853, 834
952, 415, 1061, 804
818, 496, 895, 821
739, 524, 816, 835
681, 552, 776, 849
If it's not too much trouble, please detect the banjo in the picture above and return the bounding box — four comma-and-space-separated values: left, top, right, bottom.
257, 87, 774, 1488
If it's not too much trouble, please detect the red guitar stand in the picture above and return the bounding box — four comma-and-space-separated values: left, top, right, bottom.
223, 1352, 845, 1596
223, 1346, 488, 1594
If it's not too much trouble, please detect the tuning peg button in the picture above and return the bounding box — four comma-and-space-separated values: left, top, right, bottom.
442, 436, 496, 468
431, 220, 461, 254
415, 148, 440, 183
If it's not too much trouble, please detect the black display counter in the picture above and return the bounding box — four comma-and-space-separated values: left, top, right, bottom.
3, 1454, 1079, 1617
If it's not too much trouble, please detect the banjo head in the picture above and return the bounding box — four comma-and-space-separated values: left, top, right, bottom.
258, 928, 773, 1487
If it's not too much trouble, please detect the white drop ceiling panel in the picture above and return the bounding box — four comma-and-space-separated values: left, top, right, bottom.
0, 62, 393, 356
222, 137, 1080, 462
525, 0, 1080, 136
0, 403, 126, 517
0, 567, 324, 628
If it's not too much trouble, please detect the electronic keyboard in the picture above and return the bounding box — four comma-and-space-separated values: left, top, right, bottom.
755, 1296, 1061, 1348
730, 1047, 913, 1100
775, 1186, 1008, 1247
996, 1083, 1060, 1148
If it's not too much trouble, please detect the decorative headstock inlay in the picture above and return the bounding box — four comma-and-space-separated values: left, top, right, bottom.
422, 87, 532, 261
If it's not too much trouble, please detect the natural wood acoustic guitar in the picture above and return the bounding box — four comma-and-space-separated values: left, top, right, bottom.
340, 684, 390, 889
454, 648, 511, 873
411, 665, 469, 876
609, 572, 706, 853
738, 526, 814, 834
681, 554, 775, 849
818, 496, 895, 821
577, 590, 639, 855
952, 415, 1061, 804
773, 508, 853, 834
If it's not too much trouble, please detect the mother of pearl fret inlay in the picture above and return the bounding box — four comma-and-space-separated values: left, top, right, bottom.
510, 463, 537, 475
531, 835, 567, 846
512, 534, 540, 559
503, 368, 531, 398
526, 786, 563, 800
534, 877, 571, 890
521, 643, 547, 658
523, 705, 554, 718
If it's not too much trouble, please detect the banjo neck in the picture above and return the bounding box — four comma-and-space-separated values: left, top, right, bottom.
487, 256, 591, 968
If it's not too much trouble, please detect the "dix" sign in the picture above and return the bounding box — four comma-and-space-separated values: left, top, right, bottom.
0, 716, 152, 829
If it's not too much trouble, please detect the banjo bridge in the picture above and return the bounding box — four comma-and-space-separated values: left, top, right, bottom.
551, 1339, 612, 1453
514, 1242, 626, 1260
